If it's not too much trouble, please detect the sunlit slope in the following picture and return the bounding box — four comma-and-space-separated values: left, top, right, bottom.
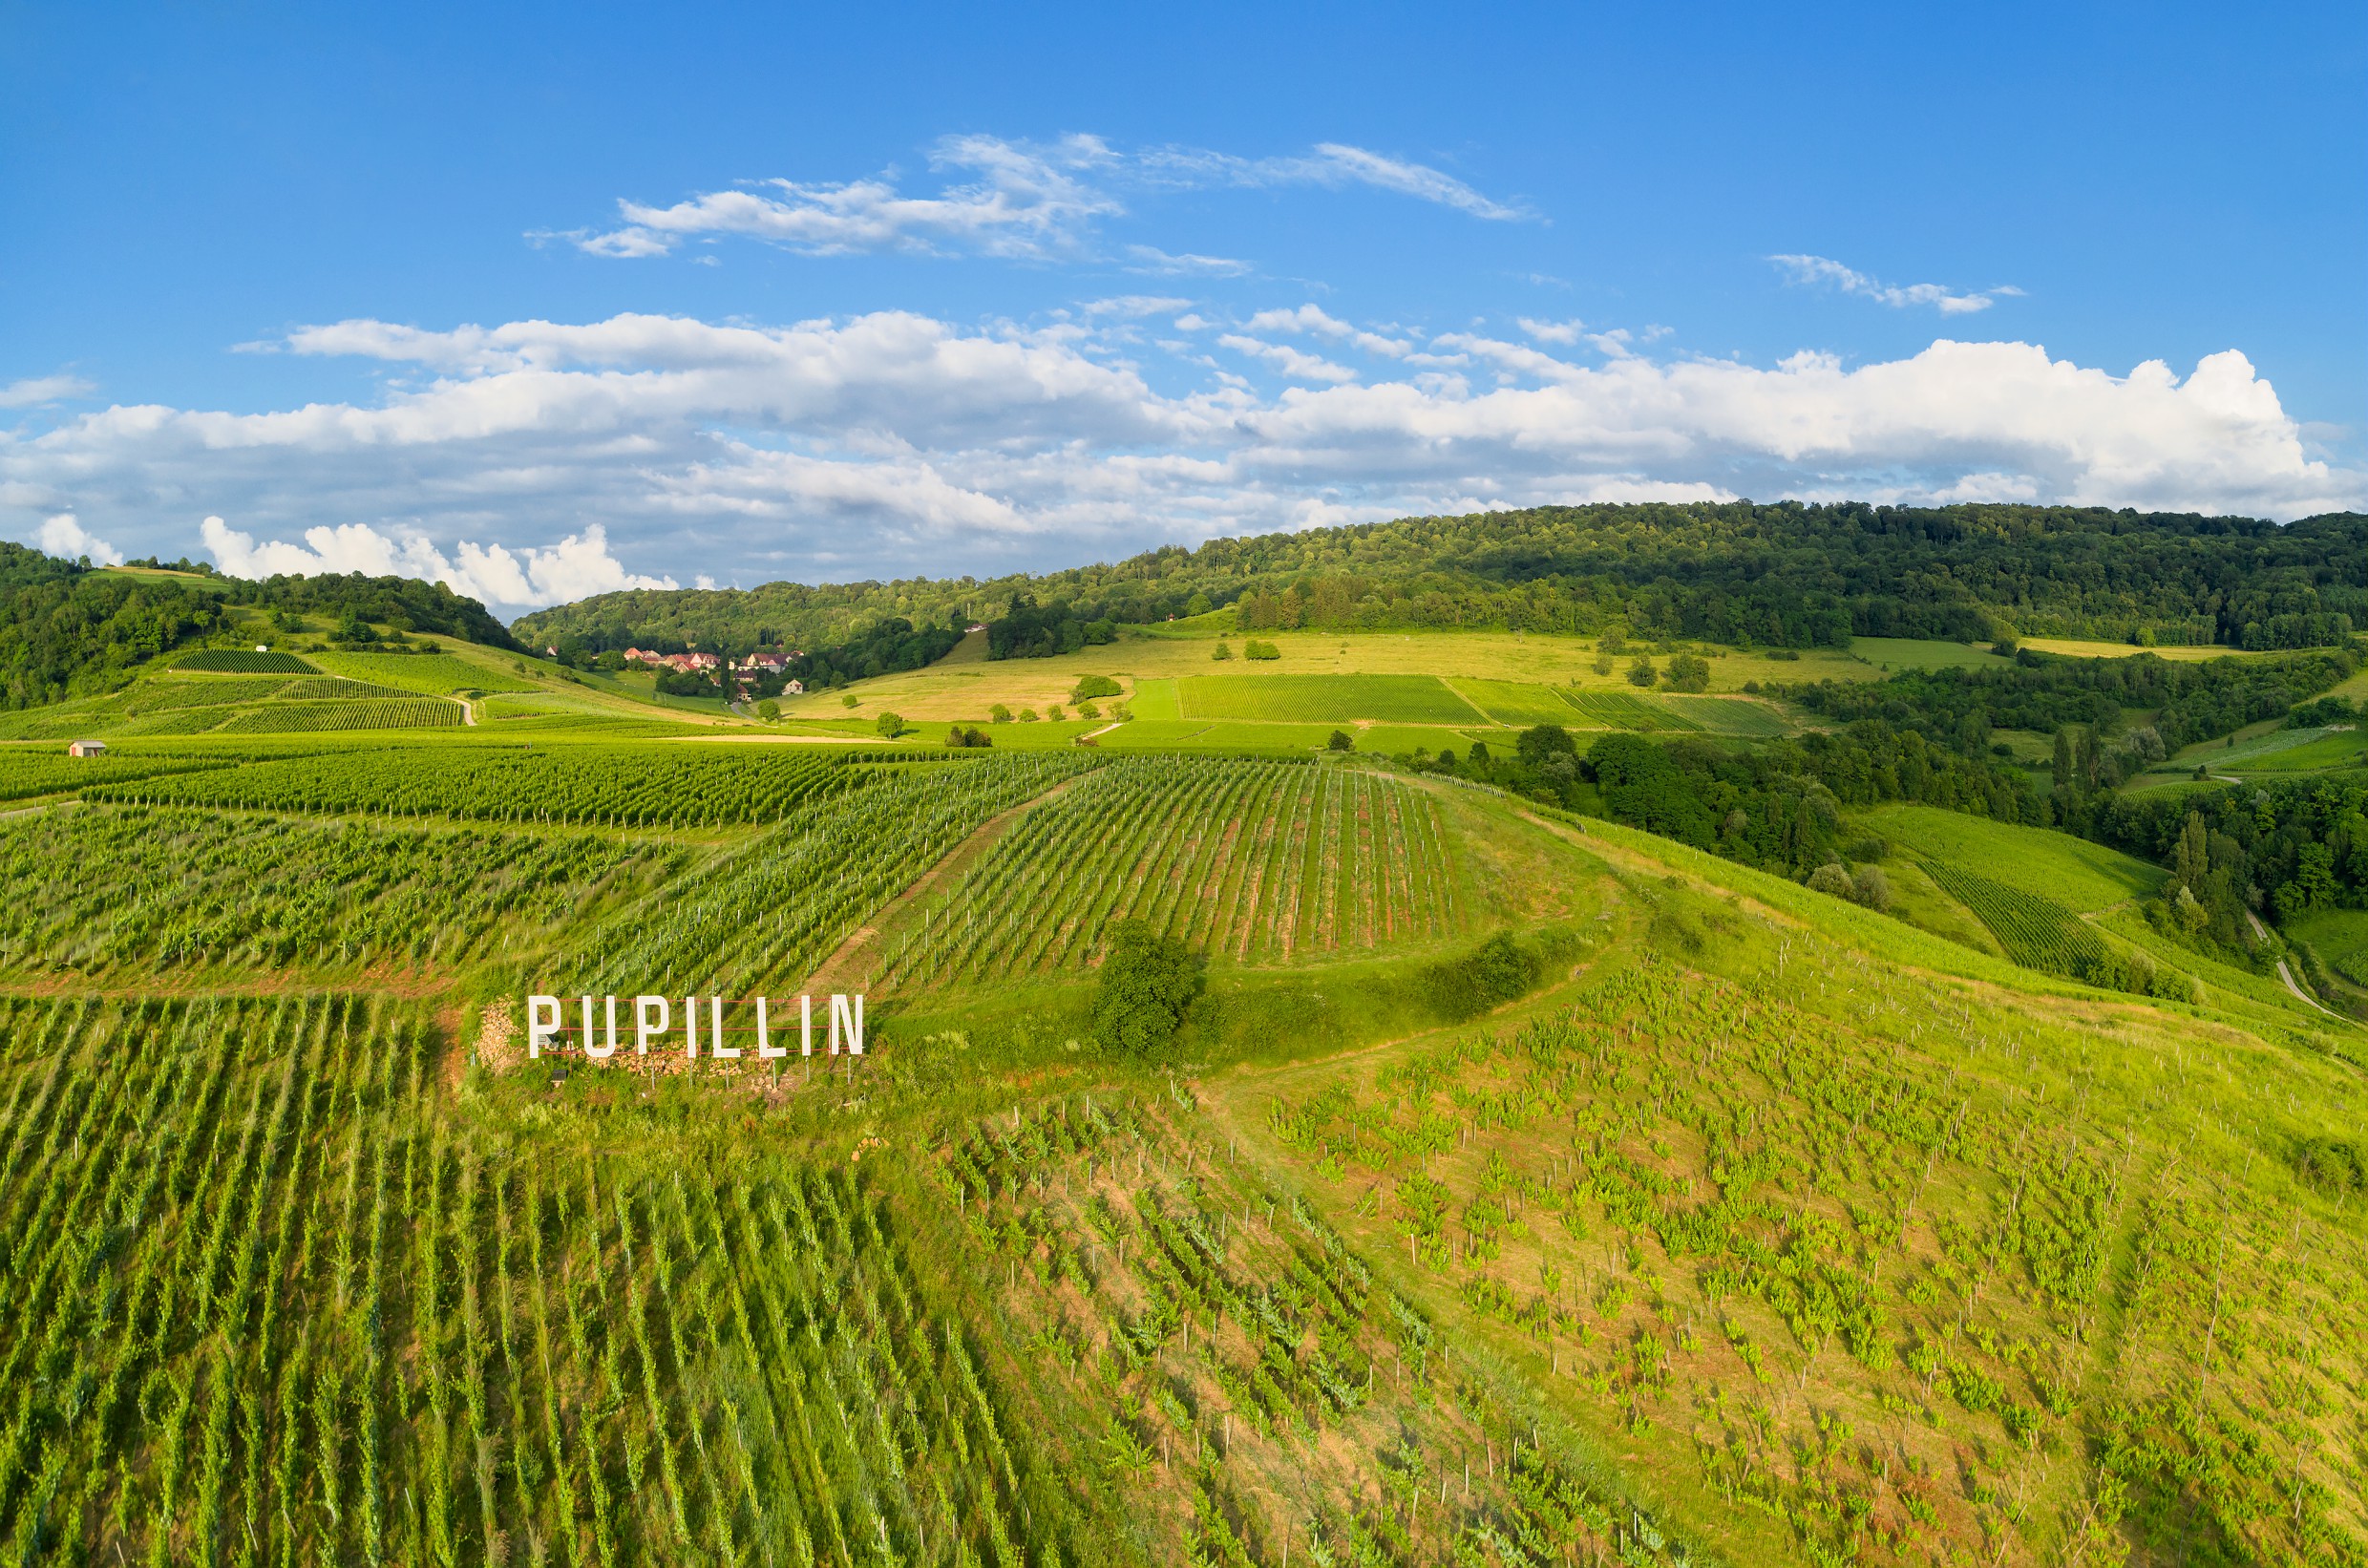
0, 753, 2358, 1566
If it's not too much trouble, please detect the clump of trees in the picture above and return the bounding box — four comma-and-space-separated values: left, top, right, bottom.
1091, 920, 1205, 1059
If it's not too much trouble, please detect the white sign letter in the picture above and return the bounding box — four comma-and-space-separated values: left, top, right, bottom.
830, 993, 864, 1056
635, 995, 668, 1054
709, 996, 738, 1059
527, 995, 561, 1059
757, 998, 785, 1060
588, 995, 617, 1060
800, 993, 814, 1056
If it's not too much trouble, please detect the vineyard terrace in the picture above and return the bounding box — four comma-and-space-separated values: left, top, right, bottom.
526, 993, 863, 1059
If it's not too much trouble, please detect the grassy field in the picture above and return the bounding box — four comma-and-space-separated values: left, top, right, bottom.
771, 626, 1873, 726
1849, 636, 2011, 671
1176, 672, 1485, 724
2018, 637, 2268, 661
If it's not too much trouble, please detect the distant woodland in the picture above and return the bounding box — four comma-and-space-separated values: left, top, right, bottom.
514, 502, 2368, 663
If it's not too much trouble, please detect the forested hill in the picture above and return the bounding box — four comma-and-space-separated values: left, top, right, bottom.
512, 502, 2368, 659
0, 543, 517, 710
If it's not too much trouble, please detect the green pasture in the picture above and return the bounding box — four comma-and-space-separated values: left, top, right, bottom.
1849, 636, 2011, 671
1175, 672, 1484, 724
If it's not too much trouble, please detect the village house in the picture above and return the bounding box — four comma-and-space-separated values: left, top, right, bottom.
68, 739, 107, 756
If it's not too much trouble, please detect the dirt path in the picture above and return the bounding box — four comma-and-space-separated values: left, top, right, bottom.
802, 773, 1088, 993
2246, 908, 2343, 1018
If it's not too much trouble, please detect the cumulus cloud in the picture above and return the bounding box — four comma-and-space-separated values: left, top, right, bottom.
1770, 254, 2022, 315
32, 513, 123, 565
0, 374, 96, 409
1217, 335, 1360, 384
2, 307, 2356, 609
565, 134, 1527, 262
199, 517, 675, 609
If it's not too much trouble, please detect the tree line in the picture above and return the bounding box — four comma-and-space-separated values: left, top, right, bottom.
512, 502, 2368, 659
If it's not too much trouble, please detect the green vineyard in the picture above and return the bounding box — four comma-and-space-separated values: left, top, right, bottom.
77, 743, 904, 829
214, 697, 464, 733
173, 649, 320, 674
0, 806, 666, 973
1915, 857, 2115, 980
877, 757, 1462, 989
0, 995, 1099, 1565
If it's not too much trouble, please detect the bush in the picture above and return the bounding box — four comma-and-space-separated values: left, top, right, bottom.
1428, 931, 1543, 1022
1091, 920, 1205, 1059
1662, 653, 1711, 693
1017, 707, 1040, 723
841, 693, 859, 708
1807, 863, 1856, 899
756, 699, 780, 721
1850, 864, 1892, 911
1244, 640, 1280, 661
1212, 641, 1234, 661
1077, 701, 1101, 720
875, 711, 906, 737
1326, 729, 1354, 752
942, 725, 992, 748
2294, 1136, 2366, 1194
990, 703, 1012, 723
1626, 656, 1656, 687
1070, 674, 1123, 703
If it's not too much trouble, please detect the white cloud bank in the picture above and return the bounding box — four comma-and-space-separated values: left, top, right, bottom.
561, 135, 1528, 262
198, 518, 676, 608
1, 307, 2356, 611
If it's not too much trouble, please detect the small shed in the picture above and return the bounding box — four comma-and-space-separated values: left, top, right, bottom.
67, 739, 107, 757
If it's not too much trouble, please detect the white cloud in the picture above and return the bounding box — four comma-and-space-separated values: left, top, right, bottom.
199, 517, 674, 609
565, 134, 1527, 264
1122, 244, 1252, 277
32, 513, 123, 565
1770, 254, 2020, 315
1243, 305, 1411, 358
0, 374, 96, 409
4, 309, 2355, 610
1217, 335, 1360, 384
1081, 295, 1193, 318
1139, 142, 1530, 221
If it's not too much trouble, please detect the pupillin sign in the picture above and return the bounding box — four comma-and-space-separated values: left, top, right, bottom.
525, 993, 864, 1059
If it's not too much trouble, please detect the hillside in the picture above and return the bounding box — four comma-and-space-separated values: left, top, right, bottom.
0, 733, 2362, 1565
510, 502, 2368, 661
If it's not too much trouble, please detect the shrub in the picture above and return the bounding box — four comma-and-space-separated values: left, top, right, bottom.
756, 699, 779, 721
2294, 1136, 2365, 1193
1017, 707, 1040, 723
1807, 863, 1856, 899
1661, 653, 1711, 693
876, 711, 906, 737
1428, 931, 1543, 1022
1212, 641, 1234, 662
1326, 729, 1354, 752
841, 693, 859, 708
990, 703, 1013, 723
1070, 674, 1123, 703
1091, 920, 1205, 1059
1850, 864, 1892, 911
1244, 640, 1280, 661
1077, 701, 1101, 720
1626, 656, 1656, 687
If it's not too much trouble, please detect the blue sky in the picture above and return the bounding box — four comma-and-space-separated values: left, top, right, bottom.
3, 0, 2360, 611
